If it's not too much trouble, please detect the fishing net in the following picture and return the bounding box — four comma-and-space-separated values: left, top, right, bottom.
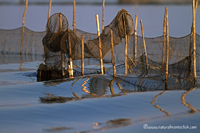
0, 9, 199, 90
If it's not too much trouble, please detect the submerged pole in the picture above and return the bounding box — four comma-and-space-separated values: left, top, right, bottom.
165, 8, 169, 90
102, 0, 105, 31
20, 0, 28, 55
140, 20, 148, 75
134, 15, 138, 61
59, 13, 65, 77
73, 1, 76, 31
110, 30, 117, 77
162, 8, 167, 73
96, 15, 104, 74
81, 35, 84, 76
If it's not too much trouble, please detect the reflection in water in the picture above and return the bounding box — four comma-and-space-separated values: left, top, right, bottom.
151, 90, 170, 116
116, 82, 127, 94
88, 75, 110, 97
181, 87, 198, 113
110, 77, 116, 95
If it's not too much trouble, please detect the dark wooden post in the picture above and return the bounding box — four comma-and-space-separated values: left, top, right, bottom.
140, 20, 148, 75
110, 30, 117, 77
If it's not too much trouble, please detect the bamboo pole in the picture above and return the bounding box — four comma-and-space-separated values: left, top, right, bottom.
68, 28, 73, 78
73, 1, 76, 31
125, 34, 128, 75
96, 15, 104, 74
48, 0, 52, 19
134, 15, 138, 61
165, 8, 169, 90
59, 13, 65, 77
20, 0, 28, 55
192, 0, 198, 85
140, 20, 148, 74
102, 0, 105, 31
81, 35, 84, 76
162, 8, 167, 73
110, 30, 116, 77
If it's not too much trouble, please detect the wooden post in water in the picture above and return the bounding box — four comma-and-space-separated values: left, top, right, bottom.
110, 30, 117, 77
125, 34, 128, 75
134, 15, 138, 61
68, 28, 73, 78
102, 0, 105, 31
59, 13, 65, 77
81, 35, 84, 76
96, 15, 104, 74
140, 20, 148, 75
48, 0, 52, 19
192, 0, 198, 85
20, 0, 28, 55
162, 8, 167, 73
165, 8, 169, 90
73, 1, 76, 31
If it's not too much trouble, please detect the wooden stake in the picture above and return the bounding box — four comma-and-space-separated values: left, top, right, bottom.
140, 20, 148, 74
81, 35, 84, 76
110, 30, 116, 77
192, 0, 198, 85
68, 28, 73, 77
102, 0, 105, 31
165, 8, 169, 90
162, 8, 167, 73
20, 0, 28, 55
134, 15, 138, 61
59, 13, 65, 77
73, 1, 76, 31
48, 0, 52, 19
96, 15, 104, 74
125, 34, 128, 75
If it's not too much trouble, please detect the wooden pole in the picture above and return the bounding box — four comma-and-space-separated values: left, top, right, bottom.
110, 30, 116, 77
125, 34, 128, 75
59, 13, 65, 77
68, 28, 73, 78
162, 8, 167, 73
96, 15, 104, 74
81, 35, 84, 76
48, 0, 52, 19
140, 20, 148, 74
73, 1, 76, 31
102, 0, 105, 31
134, 15, 138, 61
192, 0, 198, 85
20, 0, 28, 55
165, 8, 169, 90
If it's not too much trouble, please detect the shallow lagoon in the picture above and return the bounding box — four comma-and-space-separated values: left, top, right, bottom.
0, 3, 200, 133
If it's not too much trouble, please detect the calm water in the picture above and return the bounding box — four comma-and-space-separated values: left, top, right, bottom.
0, 4, 200, 133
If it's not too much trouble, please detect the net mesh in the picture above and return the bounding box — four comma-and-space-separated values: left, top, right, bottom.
0, 9, 199, 90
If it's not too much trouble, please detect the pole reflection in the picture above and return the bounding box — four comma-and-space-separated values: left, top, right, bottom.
181, 87, 198, 113
151, 90, 170, 116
